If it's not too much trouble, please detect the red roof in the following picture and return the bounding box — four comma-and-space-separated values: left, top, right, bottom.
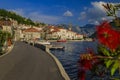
49, 30, 59, 34
0, 21, 13, 26
47, 26, 60, 30
23, 28, 40, 32
47, 26, 54, 29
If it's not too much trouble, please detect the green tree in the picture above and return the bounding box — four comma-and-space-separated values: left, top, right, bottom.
0, 30, 11, 55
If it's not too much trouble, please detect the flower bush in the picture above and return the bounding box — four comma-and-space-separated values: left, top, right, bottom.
97, 21, 120, 51
78, 3, 120, 80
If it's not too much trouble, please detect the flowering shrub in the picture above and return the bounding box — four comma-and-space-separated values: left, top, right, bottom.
78, 3, 120, 80
78, 48, 99, 80
97, 21, 120, 51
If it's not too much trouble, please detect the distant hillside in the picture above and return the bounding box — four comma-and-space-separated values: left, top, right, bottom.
0, 9, 46, 26
70, 18, 120, 38
89, 32, 97, 38
56, 23, 97, 37
72, 24, 96, 37
89, 19, 120, 39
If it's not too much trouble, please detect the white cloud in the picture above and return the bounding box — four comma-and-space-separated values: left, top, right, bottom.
87, 1, 107, 19
78, 12, 86, 20
91, 1, 106, 12
9, 9, 63, 24
78, 1, 120, 24
101, 17, 107, 21
90, 1, 120, 23
94, 21, 100, 25
28, 12, 62, 24
88, 19, 100, 25
63, 10, 73, 17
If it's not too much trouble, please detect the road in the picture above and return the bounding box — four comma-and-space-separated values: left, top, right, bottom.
0, 41, 64, 80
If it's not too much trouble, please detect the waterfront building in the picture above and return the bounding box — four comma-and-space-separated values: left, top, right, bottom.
46, 26, 83, 40
22, 27, 41, 41
0, 20, 13, 35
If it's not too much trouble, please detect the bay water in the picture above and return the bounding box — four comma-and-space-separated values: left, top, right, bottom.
50, 41, 97, 80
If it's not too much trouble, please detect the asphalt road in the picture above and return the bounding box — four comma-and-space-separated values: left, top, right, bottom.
0, 41, 64, 80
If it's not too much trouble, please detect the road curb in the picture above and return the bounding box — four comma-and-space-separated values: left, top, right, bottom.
0, 44, 14, 58
46, 47, 70, 80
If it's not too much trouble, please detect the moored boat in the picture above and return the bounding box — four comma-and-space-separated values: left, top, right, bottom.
36, 40, 50, 45
57, 39, 67, 42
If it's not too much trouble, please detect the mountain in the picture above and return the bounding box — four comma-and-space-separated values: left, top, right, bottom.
72, 24, 97, 37
56, 23, 97, 37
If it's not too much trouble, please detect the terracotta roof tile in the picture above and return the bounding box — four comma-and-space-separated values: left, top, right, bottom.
0, 21, 13, 26
23, 28, 40, 32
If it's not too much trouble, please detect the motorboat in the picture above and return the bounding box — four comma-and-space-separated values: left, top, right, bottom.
57, 39, 67, 42
36, 40, 50, 45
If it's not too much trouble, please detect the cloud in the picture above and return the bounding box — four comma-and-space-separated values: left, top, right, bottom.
86, 1, 107, 23
9, 9, 63, 24
78, 12, 86, 20
91, 1, 106, 12
63, 10, 73, 17
28, 12, 62, 24
78, 1, 120, 25
88, 19, 100, 25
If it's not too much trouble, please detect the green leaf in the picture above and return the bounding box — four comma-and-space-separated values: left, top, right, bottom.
100, 47, 110, 56
106, 12, 113, 16
113, 7, 116, 14
111, 60, 119, 76
110, 4, 113, 9
105, 60, 113, 68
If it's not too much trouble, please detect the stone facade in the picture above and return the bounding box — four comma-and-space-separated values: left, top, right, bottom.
46, 26, 83, 40
22, 28, 41, 41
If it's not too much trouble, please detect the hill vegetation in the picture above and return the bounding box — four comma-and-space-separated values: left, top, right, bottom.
0, 9, 46, 26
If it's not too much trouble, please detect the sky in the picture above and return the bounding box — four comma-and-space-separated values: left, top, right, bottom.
0, 0, 120, 26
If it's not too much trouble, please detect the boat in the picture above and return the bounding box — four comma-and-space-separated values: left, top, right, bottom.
57, 39, 67, 42
36, 40, 50, 45
49, 46, 65, 51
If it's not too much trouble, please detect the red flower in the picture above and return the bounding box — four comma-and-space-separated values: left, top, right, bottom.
79, 59, 93, 70
78, 69, 85, 80
97, 21, 120, 50
79, 48, 97, 70
78, 49, 99, 80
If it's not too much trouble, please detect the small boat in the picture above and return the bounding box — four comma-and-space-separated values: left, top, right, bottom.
36, 40, 50, 45
50, 46, 65, 51
57, 39, 67, 42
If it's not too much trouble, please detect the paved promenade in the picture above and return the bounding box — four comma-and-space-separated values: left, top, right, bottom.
0, 41, 64, 80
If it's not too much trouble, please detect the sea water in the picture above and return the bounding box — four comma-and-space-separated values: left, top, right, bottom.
50, 41, 97, 80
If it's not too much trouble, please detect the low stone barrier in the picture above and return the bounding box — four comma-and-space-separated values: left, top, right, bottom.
34, 43, 70, 80
46, 47, 70, 80
34, 43, 46, 51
